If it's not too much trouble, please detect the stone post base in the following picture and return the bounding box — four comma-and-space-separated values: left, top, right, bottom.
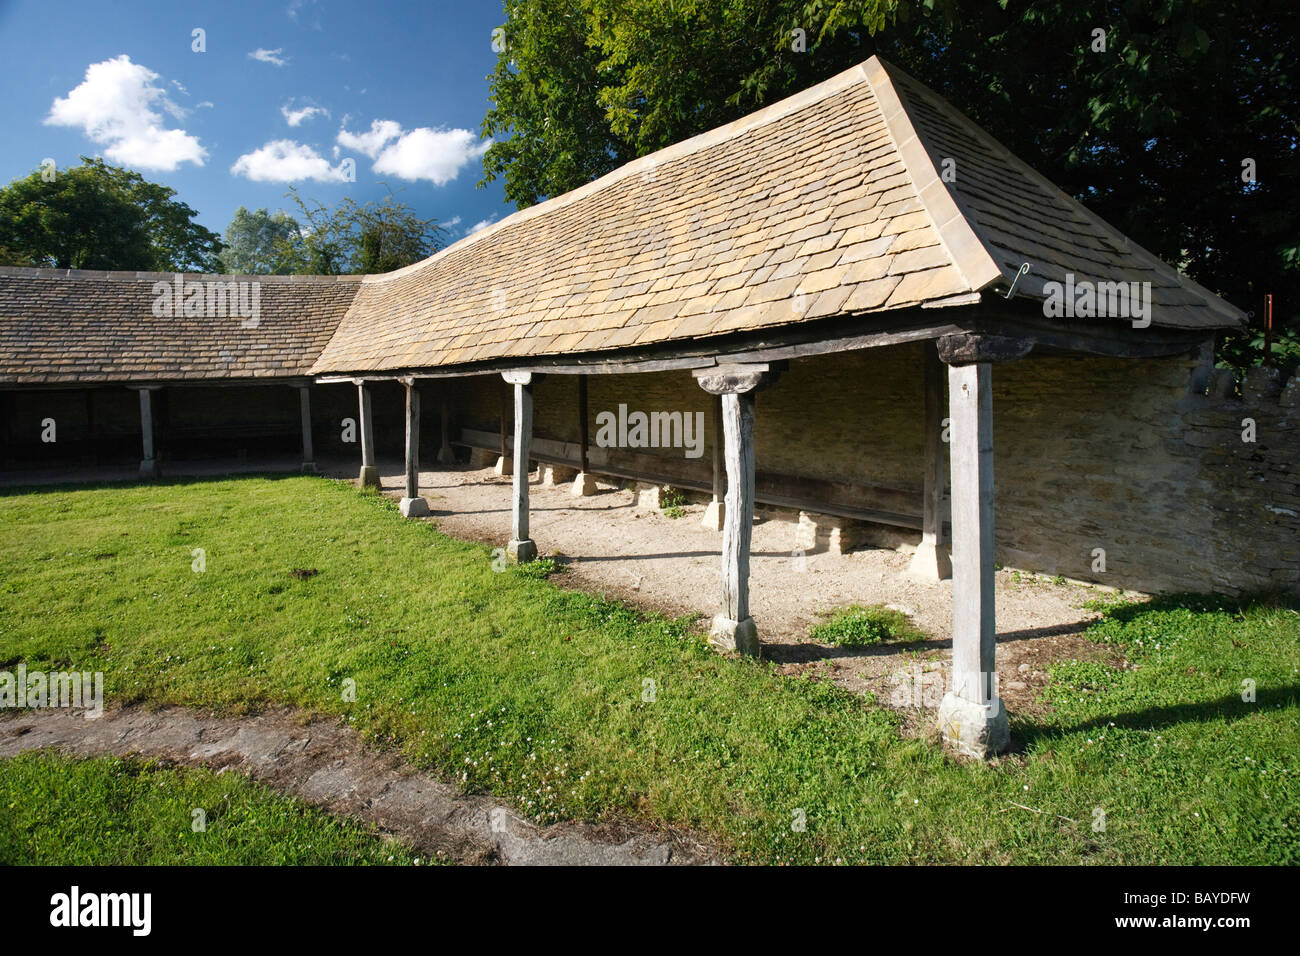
300, 461, 318, 475
493, 455, 514, 477
506, 538, 538, 564
571, 472, 598, 497
700, 498, 723, 531
139, 459, 160, 479
634, 482, 662, 511
468, 447, 496, 469
794, 511, 859, 555
709, 614, 760, 657
908, 539, 952, 582
436, 446, 456, 465
399, 496, 431, 518
937, 692, 1010, 758
358, 465, 380, 489
541, 464, 579, 487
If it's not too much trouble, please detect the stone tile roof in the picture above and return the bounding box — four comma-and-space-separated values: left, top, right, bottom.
0, 268, 360, 385
310, 55, 1243, 377
0, 57, 1244, 388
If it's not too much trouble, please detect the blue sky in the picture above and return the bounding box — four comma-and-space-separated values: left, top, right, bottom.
0, 0, 514, 243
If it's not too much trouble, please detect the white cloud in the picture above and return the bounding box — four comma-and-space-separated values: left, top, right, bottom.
281, 101, 328, 127
45, 55, 207, 172
337, 119, 490, 186
230, 140, 350, 182
249, 48, 288, 67
445, 216, 462, 228
336, 119, 401, 158
468, 216, 498, 235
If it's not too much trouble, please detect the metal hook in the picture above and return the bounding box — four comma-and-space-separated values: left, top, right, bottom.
1004, 262, 1031, 300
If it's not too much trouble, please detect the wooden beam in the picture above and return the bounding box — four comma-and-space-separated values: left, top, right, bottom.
714, 390, 758, 654
298, 385, 315, 472
938, 359, 1008, 757
948, 362, 996, 703
137, 386, 159, 478
436, 393, 455, 465
357, 382, 379, 488
404, 382, 420, 500
400, 382, 430, 517
506, 377, 537, 562
578, 375, 589, 474
909, 343, 950, 581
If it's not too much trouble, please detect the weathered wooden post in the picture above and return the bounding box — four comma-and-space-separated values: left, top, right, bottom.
298, 384, 316, 473
356, 380, 379, 489
502, 371, 537, 562
436, 392, 455, 465
495, 378, 513, 476
399, 378, 430, 517
934, 333, 1032, 757
908, 342, 950, 580
572, 374, 597, 496
701, 394, 725, 530
134, 386, 160, 479
693, 363, 780, 656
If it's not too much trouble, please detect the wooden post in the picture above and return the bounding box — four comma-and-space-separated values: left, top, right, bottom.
298, 385, 315, 473
701, 394, 724, 530
399, 380, 430, 517
137, 387, 160, 479
572, 375, 596, 496
934, 332, 1029, 758
357, 381, 379, 489
495, 378, 513, 476
693, 363, 780, 656
909, 343, 951, 580
503, 371, 536, 562
436, 393, 455, 465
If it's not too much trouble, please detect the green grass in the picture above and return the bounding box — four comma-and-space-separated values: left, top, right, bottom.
0, 750, 420, 865
1, 475, 1297, 864
808, 604, 928, 647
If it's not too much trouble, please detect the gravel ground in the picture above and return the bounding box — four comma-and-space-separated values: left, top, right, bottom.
347, 459, 1134, 723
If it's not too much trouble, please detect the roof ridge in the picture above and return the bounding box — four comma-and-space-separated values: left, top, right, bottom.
0, 266, 364, 284
862, 56, 1006, 294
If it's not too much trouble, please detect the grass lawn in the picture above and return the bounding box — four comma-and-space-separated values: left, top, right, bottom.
0, 474, 1297, 864
0, 751, 418, 865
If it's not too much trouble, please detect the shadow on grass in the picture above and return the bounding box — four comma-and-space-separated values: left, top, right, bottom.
1015, 683, 1300, 750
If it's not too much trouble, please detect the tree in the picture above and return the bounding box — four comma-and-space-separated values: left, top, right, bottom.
217, 206, 304, 275
480, 0, 1299, 371
282, 188, 445, 275
0, 157, 221, 272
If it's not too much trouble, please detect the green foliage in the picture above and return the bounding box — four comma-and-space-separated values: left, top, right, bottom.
659, 486, 687, 518
482, 0, 1299, 371
0, 157, 221, 272
0, 751, 418, 865
809, 604, 927, 646
510, 556, 567, 578
217, 206, 303, 275
281, 187, 445, 275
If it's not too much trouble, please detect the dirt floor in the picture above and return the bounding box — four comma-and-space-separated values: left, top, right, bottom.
347, 459, 1136, 726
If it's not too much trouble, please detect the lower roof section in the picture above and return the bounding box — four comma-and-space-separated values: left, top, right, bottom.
0, 268, 360, 385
